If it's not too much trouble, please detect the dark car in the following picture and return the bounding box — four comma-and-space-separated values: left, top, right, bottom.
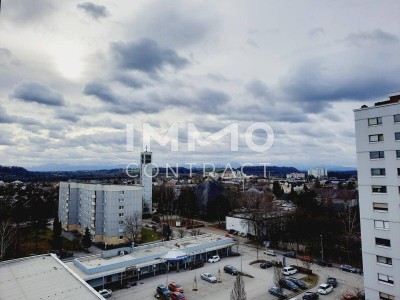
188, 259, 204, 270
316, 259, 332, 267
228, 229, 236, 234
357, 290, 365, 300
326, 277, 337, 288
303, 291, 319, 300
268, 286, 287, 299
279, 279, 299, 292
287, 277, 307, 289
283, 251, 296, 258
340, 264, 358, 273
156, 285, 171, 298
224, 265, 239, 275
260, 261, 273, 269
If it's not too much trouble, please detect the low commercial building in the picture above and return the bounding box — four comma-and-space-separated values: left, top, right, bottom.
65, 233, 235, 288
0, 254, 103, 300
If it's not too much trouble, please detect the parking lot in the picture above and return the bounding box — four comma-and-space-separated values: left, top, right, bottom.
108, 244, 363, 300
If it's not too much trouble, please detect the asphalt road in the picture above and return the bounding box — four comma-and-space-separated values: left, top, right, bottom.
109, 244, 364, 300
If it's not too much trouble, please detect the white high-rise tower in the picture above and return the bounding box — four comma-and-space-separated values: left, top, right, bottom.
140, 149, 153, 214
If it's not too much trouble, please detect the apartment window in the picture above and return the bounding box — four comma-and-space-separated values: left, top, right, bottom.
120, 191, 125, 195
373, 203, 388, 212
119, 205, 124, 210
380, 292, 395, 300
119, 235, 123, 240
370, 151, 385, 159
119, 213, 124, 217
119, 220, 124, 225
378, 273, 394, 285
397, 150, 400, 158
369, 134, 384, 142
375, 237, 391, 247
396, 132, 400, 141
375, 220, 390, 230
372, 185, 387, 193
395, 114, 400, 123
368, 117, 382, 126
371, 168, 386, 176
377, 255, 392, 266
118, 198, 125, 202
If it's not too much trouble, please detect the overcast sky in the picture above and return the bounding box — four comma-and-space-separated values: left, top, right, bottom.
1, 0, 400, 170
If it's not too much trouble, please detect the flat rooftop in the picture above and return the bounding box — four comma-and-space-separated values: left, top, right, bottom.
66, 233, 235, 280
0, 254, 103, 300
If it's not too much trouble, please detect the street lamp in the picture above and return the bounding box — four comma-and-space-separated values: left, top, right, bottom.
320, 234, 324, 260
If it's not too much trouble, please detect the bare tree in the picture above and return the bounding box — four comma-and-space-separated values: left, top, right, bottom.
341, 194, 360, 264
273, 266, 284, 290
0, 221, 17, 261
190, 229, 201, 237
124, 211, 143, 243
230, 275, 247, 300
177, 228, 187, 238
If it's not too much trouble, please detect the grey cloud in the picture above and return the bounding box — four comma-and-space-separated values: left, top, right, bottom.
5, 0, 55, 24
0, 131, 13, 146
57, 112, 80, 123
111, 38, 189, 75
344, 29, 398, 47
114, 73, 147, 89
281, 59, 400, 113
10, 81, 65, 106
246, 80, 269, 99
246, 38, 259, 48
77, 2, 110, 20
130, 1, 216, 48
0, 48, 12, 59
83, 81, 119, 103
0, 106, 13, 123
195, 89, 230, 114
0, 105, 41, 126
309, 27, 325, 38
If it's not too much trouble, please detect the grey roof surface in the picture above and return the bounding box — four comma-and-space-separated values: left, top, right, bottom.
0, 254, 103, 300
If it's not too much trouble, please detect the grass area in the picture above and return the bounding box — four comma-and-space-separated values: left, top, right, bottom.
17, 227, 81, 257
140, 227, 163, 244
302, 274, 319, 287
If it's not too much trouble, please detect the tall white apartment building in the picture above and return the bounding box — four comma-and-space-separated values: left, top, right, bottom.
59, 182, 143, 245
354, 93, 400, 300
140, 150, 153, 214
307, 167, 328, 178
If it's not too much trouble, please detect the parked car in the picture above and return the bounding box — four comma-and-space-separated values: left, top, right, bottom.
287, 277, 307, 289
188, 259, 204, 270
228, 229, 236, 234
298, 255, 313, 263
225, 233, 234, 239
302, 291, 319, 300
98, 289, 112, 298
224, 265, 239, 275
340, 264, 358, 273
326, 277, 337, 288
341, 294, 358, 300
316, 259, 332, 267
171, 291, 187, 300
282, 267, 298, 276
201, 272, 217, 283
283, 251, 296, 258
156, 285, 171, 298
264, 249, 276, 256
232, 230, 239, 235
260, 261, 273, 269
168, 282, 184, 293
357, 290, 365, 300
268, 286, 287, 299
279, 279, 299, 292
208, 255, 220, 263
317, 284, 333, 295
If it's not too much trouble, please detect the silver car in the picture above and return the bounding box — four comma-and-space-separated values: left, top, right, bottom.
99, 289, 112, 298
201, 272, 217, 283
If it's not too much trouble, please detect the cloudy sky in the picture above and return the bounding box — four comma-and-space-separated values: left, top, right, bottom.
1, 0, 400, 170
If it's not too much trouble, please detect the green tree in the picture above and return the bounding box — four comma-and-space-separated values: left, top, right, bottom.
52, 214, 63, 250
81, 227, 93, 250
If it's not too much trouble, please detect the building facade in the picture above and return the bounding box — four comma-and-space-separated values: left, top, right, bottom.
354, 93, 400, 300
59, 182, 143, 245
307, 167, 328, 178
140, 151, 153, 214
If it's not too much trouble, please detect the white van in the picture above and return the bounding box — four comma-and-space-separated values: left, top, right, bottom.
264, 249, 276, 256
